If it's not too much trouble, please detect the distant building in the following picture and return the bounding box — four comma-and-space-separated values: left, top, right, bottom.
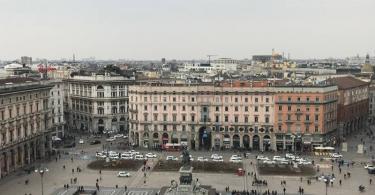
161, 58, 166, 64
252, 55, 282, 63
20, 56, 32, 65
211, 58, 238, 72
361, 54, 374, 74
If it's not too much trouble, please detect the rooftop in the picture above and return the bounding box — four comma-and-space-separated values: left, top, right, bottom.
328, 76, 369, 89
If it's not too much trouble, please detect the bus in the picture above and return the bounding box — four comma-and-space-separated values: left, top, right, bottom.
162, 143, 181, 152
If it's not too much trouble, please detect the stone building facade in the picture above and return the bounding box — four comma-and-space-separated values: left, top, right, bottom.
0, 78, 53, 178
129, 82, 276, 151
329, 76, 369, 141
64, 73, 134, 134
274, 85, 338, 152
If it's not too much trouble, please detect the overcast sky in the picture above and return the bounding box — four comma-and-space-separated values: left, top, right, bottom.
0, 0, 374, 60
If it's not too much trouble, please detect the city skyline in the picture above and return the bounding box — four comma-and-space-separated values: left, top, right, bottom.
1, 0, 375, 61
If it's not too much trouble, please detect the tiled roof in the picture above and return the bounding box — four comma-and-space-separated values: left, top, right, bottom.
329, 76, 368, 89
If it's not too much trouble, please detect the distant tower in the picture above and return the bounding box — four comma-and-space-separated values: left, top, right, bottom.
365, 54, 370, 64
361, 54, 373, 74
161, 58, 166, 64
73, 54, 76, 63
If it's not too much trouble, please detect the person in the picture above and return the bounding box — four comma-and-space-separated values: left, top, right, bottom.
339, 179, 342, 185
283, 187, 286, 195
370, 178, 372, 185
125, 185, 127, 191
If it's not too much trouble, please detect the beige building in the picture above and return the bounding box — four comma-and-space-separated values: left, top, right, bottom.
64, 73, 134, 134
0, 78, 53, 179
129, 82, 275, 151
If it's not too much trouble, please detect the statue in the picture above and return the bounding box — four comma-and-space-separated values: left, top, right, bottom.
181, 146, 191, 168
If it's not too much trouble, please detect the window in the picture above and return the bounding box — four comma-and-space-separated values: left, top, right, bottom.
144, 97, 147, 102
278, 114, 282, 121
182, 115, 186, 121
254, 106, 258, 112
224, 115, 228, 122
182, 106, 186, 111
265, 106, 269, 112
191, 106, 195, 111
287, 114, 291, 121
244, 116, 248, 123
315, 107, 319, 112
215, 115, 219, 123
225, 106, 228, 111
316, 97, 320, 102
315, 125, 319, 132
297, 97, 301, 102
173, 97, 176, 102
163, 105, 167, 111
306, 115, 310, 121
305, 126, 309, 133
279, 105, 282, 111
153, 114, 158, 121
172, 114, 177, 121
144, 114, 148, 121
265, 117, 269, 123
255, 98, 258, 103
244, 106, 248, 112
288, 106, 291, 111
173, 105, 176, 111
234, 106, 238, 112
296, 115, 300, 121
191, 115, 195, 122
254, 116, 258, 122
163, 114, 167, 121
278, 125, 282, 131
235, 97, 238, 102
315, 114, 319, 121
234, 116, 238, 122
245, 98, 248, 102
266, 98, 269, 103
144, 105, 147, 111
215, 106, 219, 112
191, 97, 195, 102
288, 97, 291, 102
154, 105, 157, 111
306, 97, 310, 102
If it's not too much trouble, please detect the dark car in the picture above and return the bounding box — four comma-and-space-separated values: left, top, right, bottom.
90, 140, 101, 145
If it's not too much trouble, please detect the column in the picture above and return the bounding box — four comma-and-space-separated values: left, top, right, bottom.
27, 144, 31, 165
259, 137, 264, 152
0, 155, 2, 178
249, 135, 253, 150
20, 147, 25, 167
6, 151, 10, 174
239, 135, 243, 148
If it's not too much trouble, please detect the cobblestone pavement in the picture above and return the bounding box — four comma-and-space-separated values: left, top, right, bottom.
1, 127, 375, 195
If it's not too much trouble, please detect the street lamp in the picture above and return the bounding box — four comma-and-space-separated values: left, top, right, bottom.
35, 167, 49, 195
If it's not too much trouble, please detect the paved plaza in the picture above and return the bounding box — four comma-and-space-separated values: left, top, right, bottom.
1, 127, 374, 195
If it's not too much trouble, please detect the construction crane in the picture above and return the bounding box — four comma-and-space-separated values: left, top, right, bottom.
207, 54, 217, 64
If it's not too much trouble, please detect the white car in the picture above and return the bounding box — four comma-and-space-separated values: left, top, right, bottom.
129, 150, 140, 155
212, 156, 224, 162
134, 155, 145, 160
318, 175, 335, 182
263, 160, 276, 164
285, 153, 294, 158
273, 156, 282, 161
364, 164, 375, 169
145, 153, 157, 158
197, 157, 209, 162
117, 171, 131, 177
114, 134, 124, 139
230, 156, 243, 163
166, 156, 178, 161
96, 153, 107, 159
329, 153, 343, 158
257, 156, 269, 161
106, 137, 115, 142
79, 139, 84, 144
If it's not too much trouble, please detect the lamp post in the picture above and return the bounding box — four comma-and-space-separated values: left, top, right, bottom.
324, 178, 329, 195
35, 167, 49, 195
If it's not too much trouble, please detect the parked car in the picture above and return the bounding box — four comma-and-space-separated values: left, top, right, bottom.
329, 153, 343, 158
263, 160, 276, 164
364, 164, 375, 170
95, 152, 106, 159
212, 156, 224, 162
134, 155, 145, 160
256, 155, 269, 161
106, 137, 115, 142
90, 140, 101, 145
229, 156, 242, 163
145, 153, 157, 158
197, 157, 209, 162
166, 156, 178, 161
79, 139, 84, 144
114, 134, 124, 139
117, 171, 131, 177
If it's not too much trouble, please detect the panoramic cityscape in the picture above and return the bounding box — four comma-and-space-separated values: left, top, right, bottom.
1, 0, 375, 195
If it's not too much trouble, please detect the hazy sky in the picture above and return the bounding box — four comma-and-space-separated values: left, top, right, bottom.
0, 0, 374, 60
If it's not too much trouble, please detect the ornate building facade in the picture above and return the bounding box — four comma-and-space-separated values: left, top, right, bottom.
0, 78, 53, 178
65, 73, 134, 134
